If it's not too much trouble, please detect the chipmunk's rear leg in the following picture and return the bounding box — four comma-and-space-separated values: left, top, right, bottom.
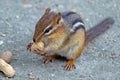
43, 54, 59, 63
65, 59, 76, 70
64, 29, 85, 70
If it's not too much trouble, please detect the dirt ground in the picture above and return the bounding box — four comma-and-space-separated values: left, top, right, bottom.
0, 0, 120, 80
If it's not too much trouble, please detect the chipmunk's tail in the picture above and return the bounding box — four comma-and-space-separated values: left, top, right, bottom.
85, 17, 115, 45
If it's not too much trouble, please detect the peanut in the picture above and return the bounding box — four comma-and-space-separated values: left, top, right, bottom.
31, 41, 44, 53
0, 59, 16, 77
0, 51, 13, 63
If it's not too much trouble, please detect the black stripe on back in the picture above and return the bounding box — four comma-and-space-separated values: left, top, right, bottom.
74, 25, 85, 32
72, 19, 83, 26
62, 12, 76, 18
65, 12, 76, 16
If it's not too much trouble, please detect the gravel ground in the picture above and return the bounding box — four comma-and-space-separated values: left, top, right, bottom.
0, 0, 120, 80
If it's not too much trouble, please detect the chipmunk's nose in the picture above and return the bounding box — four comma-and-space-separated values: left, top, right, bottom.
33, 38, 35, 42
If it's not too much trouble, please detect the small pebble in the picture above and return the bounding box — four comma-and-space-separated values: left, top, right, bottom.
28, 72, 35, 80
15, 15, 19, 19
23, 4, 33, 8
0, 32, 6, 37
86, 18, 89, 21
80, 75, 87, 78
5, 21, 12, 27
51, 74, 55, 77
0, 41, 4, 45
56, 4, 63, 8
102, 48, 105, 51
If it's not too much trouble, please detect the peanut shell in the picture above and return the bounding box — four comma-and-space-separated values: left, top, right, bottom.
0, 59, 16, 77
0, 51, 13, 63
31, 42, 44, 53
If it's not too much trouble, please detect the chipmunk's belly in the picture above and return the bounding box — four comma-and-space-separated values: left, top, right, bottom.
57, 29, 85, 59
59, 44, 80, 59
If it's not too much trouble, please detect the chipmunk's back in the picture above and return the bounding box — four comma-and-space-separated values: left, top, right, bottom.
62, 12, 85, 32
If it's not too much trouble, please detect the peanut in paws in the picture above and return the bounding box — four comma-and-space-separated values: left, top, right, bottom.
30, 42, 44, 53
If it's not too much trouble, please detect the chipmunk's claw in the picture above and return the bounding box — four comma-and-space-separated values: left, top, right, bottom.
27, 43, 33, 51
42, 54, 58, 63
34, 48, 46, 55
64, 59, 76, 71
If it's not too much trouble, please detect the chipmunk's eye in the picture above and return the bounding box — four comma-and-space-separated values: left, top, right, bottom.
44, 26, 52, 34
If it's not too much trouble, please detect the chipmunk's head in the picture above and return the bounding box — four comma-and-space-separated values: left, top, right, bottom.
33, 8, 65, 43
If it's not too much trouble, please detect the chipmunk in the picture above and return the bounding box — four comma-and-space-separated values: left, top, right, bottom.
27, 8, 114, 70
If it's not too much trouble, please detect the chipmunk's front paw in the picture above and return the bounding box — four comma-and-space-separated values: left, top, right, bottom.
27, 43, 33, 51
64, 59, 76, 71
27, 41, 45, 55
33, 48, 46, 55
42, 54, 58, 63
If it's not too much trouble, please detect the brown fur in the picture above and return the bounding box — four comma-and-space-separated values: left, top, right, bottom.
73, 29, 85, 59
33, 9, 56, 42
29, 8, 114, 70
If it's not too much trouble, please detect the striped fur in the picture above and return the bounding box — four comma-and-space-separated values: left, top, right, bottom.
71, 19, 85, 32
62, 12, 85, 33
32, 8, 86, 70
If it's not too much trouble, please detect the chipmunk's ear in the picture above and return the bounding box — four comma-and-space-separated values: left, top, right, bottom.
53, 12, 62, 24
45, 8, 51, 14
